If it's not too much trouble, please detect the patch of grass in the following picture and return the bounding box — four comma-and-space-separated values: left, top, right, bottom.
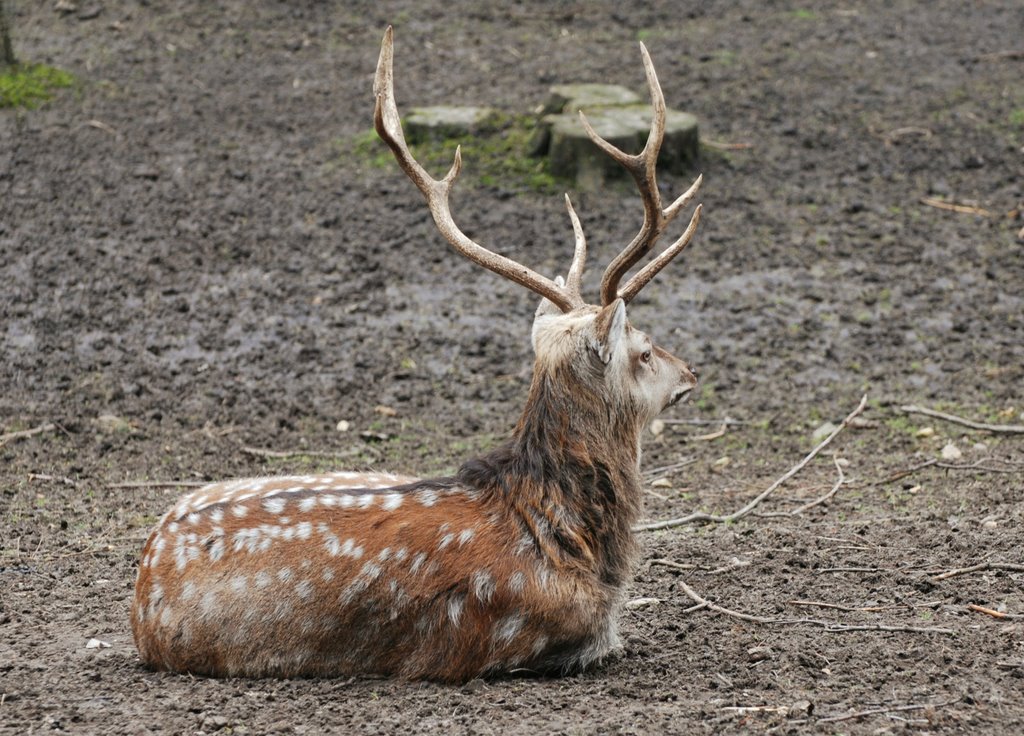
0, 63, 74, 108
342, 114, 564, 194
1009, 108, 1024, 127
791, 9, 817, 20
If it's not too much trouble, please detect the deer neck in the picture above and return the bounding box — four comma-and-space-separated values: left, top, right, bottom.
458, 365, 645, 586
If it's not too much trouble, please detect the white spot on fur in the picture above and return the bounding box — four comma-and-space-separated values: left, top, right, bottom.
254, 571, 272, 589
181, 581, 197, 600
378, 547, 392, 561
209, 508, 224, 524
472, 570, 496, 603
295, 580, 313, 600
448, 594, 465, 626
438, 533, 454, 551
360, 561, 382, 580
208, 537, 225, 562
322, 568, 335, 582
410, 552, 427, 575
231, 505, 249, 518
299, 497, 317, 513
458, 528, 475, 546
494, 612, 526, 645
357, 495, 376, 509
230, 575, 248, 594
382, 494, 403, 511
263, 497, 286, 514
278, 568, 293, 582
508, 570, 527, 594
394, 547, 408, 562
417, 489, 438, 507
296, 521, 312, 540
159, 606, 173, 626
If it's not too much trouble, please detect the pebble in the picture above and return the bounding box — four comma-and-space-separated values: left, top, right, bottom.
940, 442, 963, 460
650, 419, 665, 437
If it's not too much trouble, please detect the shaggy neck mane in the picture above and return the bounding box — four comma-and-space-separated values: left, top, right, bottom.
457, 360, 645, 586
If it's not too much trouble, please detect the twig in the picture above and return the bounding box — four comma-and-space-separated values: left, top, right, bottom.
976, 49, 1024, 61
659, 418, 755, 427
818, 698, 960, 724
872, 458, 938, 486
635, 395, 867, 531
900, 404, 1024, 434
932, 561, 1024, 580
0, 422, 57, 447
241, 446, 367, 460
692, 420, 729, 441
703, 139, 752, 151
677, 579, 955, 634
920, 198, 993, 216
885, 126, 933, 145
108, 480, 208, 489
967, 603, 1020, 620
642, 458, 697, 478
755, 457, 845, 517
647, 558, 696, 572
27, 473, 79, 487
789, 599, 945, 613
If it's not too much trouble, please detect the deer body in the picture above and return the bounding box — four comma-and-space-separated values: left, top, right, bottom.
132, 28, 703, 682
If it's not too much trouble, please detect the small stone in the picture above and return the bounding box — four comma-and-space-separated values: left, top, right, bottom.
916, 426, 935, 438
940, 442, 962, 461
972, 442, 988, 453
335, 420, 350, 433
202, 715, 229, 730
811, 421, 837, 442
624, 597, 661, 610
85, 638, 111, 649
982, 520, 998, 530
907, 485, 921, 495
649, 419, 665, 436
746, 645, 773, 662
95, 414, 131, 433
649, 478, 672, 489
374, 405, 398, 417
712, 456, 731, 469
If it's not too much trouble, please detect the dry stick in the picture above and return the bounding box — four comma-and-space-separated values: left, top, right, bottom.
920, 198, 993, 216
642, 458, 697, 477
635, 395, 867, 531
967, 603, 1020, 620
241, 446, 369, 460
677, 579, 955, 635
755, 457, 845, 518
27, 473, 79, 487
660, 418, 755, 427
0, 422, 57, 447
932, 561, 1024, 580
108, 480, 208, 489
789, 599, 945, 613
818, 698, 961, 725
900, 404, 1024, 434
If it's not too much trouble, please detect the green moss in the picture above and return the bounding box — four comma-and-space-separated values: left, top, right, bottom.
0, 63, 74, 108
342, 114, 564, 194
1009, 109, 1024, 127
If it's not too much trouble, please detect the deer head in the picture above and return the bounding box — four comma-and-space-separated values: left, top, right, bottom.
374, 25, 701, 439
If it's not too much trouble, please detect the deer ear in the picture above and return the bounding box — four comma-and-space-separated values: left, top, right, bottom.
535, 275, 566, 319
591, 299, 627, 364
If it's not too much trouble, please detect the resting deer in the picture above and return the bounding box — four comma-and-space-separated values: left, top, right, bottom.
131, 27, 703, 682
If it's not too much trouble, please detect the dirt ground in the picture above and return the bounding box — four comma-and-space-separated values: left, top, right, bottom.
2, 1, 1023, 733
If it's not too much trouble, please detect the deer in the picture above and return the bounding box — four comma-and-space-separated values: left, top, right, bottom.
131, 27, 703, 683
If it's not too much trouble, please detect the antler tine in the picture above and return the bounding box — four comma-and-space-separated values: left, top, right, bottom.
563, 194, 587, 304
373, 27, 582, 313
618, 204, 702, 304
579, 42, 702, 306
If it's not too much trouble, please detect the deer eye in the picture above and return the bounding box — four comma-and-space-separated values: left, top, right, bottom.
640, 350, 652, 364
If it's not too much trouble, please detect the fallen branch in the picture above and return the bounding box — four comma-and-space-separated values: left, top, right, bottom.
108, 480, 208, 489
0, 422, 57, 448
789, 599, 945, 613
754, 457, 845, 517
932, 561, 1024, 581
975, 49, 1024, 61
677, 579, 955, 635
967, 603, 1020, 620
703, 139, 753, 151
635, 395, 867, 531
641, 458, 697, 478
28, 473, 79, 487
900, 404, 1024, 434
817, 698, 960, 724
659, 417, 756, 427
920, 198, 993, 216
241, 446, 369, 460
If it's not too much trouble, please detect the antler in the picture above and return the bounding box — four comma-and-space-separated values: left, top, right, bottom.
578, 43, 703, 306
374, 27, 585, 313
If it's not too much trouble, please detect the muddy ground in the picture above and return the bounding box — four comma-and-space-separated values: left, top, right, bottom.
2, 1, 1023, 733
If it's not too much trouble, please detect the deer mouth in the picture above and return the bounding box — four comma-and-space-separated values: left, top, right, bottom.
666, 387, 693, 408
